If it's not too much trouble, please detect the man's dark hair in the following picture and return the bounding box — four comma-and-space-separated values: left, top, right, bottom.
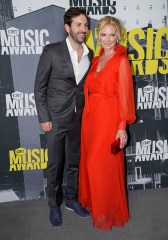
64, 7, 88, 26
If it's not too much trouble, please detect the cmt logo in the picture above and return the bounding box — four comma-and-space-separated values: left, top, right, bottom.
12, 91, 23, 100
143, 85, 153, 94
15, 147, 26, 155
6, 27, 19, 37
141, 139, 151, 147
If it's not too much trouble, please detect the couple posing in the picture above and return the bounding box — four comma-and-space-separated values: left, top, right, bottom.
34, 7, 135, 230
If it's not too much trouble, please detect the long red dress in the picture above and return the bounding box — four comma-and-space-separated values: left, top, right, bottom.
78, 44, 136, 230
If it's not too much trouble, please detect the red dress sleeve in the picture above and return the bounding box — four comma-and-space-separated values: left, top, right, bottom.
118, 55, 136, 130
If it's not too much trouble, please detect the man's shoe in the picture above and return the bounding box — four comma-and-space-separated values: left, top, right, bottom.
49, 206, 62, 228
65, 201, 90, 218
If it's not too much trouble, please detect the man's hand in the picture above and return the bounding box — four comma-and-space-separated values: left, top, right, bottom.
40, 122, 52, 132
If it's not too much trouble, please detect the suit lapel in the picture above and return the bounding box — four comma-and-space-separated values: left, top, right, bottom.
88, 49, 93, 65
60, 40, 75, 80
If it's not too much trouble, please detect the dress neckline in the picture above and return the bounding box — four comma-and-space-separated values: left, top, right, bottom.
93, 44, 127, 78
94, 54, 114, 77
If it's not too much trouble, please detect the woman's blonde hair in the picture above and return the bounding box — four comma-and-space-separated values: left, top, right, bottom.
96, 16, 124, 42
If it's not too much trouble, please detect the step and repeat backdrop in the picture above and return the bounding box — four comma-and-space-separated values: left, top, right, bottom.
0, 0, 168, 202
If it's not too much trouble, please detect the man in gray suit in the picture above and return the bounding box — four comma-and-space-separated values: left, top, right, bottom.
34, 7, 93, 227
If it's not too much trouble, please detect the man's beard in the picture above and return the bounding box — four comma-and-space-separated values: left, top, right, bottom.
69, 30, 86, 44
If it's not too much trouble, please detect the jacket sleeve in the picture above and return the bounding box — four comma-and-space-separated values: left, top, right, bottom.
117, 55, 136, 130
34, 45, 52, 123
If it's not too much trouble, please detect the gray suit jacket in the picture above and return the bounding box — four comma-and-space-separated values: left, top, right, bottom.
34, 40, 93, 133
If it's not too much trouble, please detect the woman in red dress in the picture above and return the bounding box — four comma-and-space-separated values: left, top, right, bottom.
78, 16, 136, 230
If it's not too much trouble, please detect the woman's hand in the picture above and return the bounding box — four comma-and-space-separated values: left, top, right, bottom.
116, 129, 128, 149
